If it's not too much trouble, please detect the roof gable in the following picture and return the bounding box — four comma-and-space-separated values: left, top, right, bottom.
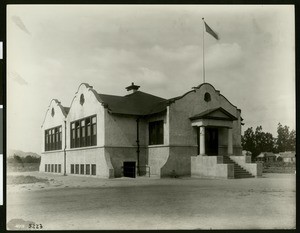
189, 107, 238, 121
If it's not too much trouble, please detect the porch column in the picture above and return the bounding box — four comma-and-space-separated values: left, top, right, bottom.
199, 126, 205, 155
227, 128, 233, 155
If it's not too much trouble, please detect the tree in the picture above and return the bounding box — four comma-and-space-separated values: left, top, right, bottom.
242, 126, 275, 161
275, 123, 296, 152
242, 127, 257, 159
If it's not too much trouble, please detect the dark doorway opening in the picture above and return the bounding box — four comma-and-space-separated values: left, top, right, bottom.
205, 128, 219, 155
123, 161, 136, 178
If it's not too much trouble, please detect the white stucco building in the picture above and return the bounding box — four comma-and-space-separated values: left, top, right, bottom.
40, 82, 262, 179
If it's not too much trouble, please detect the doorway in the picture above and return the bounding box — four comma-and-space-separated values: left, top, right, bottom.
123, 161, 136, 178
205, 127, 219, 155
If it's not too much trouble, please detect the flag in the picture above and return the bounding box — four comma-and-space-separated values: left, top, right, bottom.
204, 22, 219, 40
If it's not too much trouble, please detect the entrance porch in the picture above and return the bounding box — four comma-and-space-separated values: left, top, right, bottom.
190, 107, 262, 179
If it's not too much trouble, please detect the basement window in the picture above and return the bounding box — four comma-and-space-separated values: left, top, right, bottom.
80, 164, 84, 175
71, 164, 74, 174
149, 120, 164, 145
75, 164, 79, 174
86, 164, 90, 175
91, 164, 96, 175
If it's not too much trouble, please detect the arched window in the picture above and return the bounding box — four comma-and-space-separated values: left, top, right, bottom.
51, 107, 55, 117
204, 92, 211, 102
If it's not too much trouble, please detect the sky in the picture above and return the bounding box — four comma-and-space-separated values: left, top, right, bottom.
7, 5, 295, 154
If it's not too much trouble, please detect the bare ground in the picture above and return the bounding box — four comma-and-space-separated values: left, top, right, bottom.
6, 172, 296, 230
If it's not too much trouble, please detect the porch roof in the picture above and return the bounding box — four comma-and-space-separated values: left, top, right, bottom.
189, 107, 238, 121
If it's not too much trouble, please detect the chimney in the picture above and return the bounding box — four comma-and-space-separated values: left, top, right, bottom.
126, 82, 140, 94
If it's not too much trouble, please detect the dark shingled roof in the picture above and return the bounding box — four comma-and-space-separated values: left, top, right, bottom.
98, 91, 167, 116
63, 107, 70, 114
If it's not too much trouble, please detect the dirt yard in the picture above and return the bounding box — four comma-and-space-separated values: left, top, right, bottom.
6, 172, 295, 230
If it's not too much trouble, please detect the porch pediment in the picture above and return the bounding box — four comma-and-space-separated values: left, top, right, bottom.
189, 107, 237, 121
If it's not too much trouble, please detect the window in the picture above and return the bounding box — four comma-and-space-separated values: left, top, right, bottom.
70, 115, 97, 148
45, 164, 47, 172
58, 164, 61, 173
149, 120, 164, 145
91, 164, 96, 175
75, 164, 79, 174
204, 92, 211, 102
55, 164, 58, 173
80, 120, 85, 147
80, 164, 84, 174
45, 126, 62, 151
86, 164, 90, 175
48, 164, 50, 172
71, 123, 75, 148
71, 164, 74, 174
51, 164, 54, 172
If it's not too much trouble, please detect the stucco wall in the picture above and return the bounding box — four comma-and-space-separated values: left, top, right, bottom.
66, 84, 105, 149
105, 112, 147, 146
169, 84, 242, 155
160, 146, 195, 177
39, 151, 64, 173
66, 147, 113, 178
41, 99, 67, 152
148, 146, 169, 176
105, 147, 147, 177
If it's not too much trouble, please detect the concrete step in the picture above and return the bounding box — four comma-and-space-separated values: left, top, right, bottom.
223, 156, 255, 179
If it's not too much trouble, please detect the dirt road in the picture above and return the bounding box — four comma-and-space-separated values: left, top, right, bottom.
6, 173, 295, 230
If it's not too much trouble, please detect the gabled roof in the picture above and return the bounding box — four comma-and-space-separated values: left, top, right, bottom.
98, 91, 167, 116
189, 107, 238, 121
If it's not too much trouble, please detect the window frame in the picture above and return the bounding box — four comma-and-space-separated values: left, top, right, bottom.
70, 115, 97, 149
45, 125, 62, 152
148, 120, 164, 145
91, 164, 96, 175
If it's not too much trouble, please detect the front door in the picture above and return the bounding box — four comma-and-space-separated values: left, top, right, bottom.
205, 128, 218, 155
123, 161, 136, 178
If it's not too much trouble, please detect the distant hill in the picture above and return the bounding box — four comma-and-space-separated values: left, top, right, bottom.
8, 149, 40, 158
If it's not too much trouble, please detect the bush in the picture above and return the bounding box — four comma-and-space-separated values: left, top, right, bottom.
262, 161, 295, 173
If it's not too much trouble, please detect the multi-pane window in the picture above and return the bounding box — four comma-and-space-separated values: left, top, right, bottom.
51, 164, 54, 172
45, 126, 62, 151
58, 164, 61, 173
149, 120, 164, 145
70, 115, 97, 148
55, 164, 58, 173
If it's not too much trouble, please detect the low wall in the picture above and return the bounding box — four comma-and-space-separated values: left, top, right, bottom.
229, 155, 262, 177
191, 155, 234, 179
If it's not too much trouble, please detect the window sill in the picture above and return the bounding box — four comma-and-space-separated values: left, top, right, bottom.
42, 150, 64, 154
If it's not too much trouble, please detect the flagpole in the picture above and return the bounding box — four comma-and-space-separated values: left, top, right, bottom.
202, 18, 205, 83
